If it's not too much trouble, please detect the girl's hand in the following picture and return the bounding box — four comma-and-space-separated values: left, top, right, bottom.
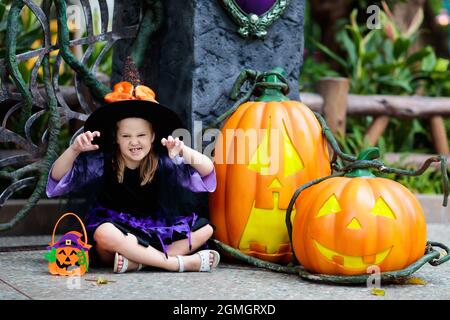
70, 131, 100, 153
161, 136, 184, 159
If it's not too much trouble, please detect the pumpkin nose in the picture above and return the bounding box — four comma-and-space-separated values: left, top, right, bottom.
347, 218, 362, 230
65, 257, 71, 262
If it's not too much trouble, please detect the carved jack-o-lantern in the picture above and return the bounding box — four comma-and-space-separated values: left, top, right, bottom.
56, 246, 82, 269
291, 153, 427, 275
45, 213, 91, 276
210, 70, 331, 263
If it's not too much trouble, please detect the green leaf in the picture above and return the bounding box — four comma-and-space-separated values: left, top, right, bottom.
362, 29, 378, 48
361, 52, 377, 65
350, 9, 360, 35
434, 58, 449, 72
384, 41, 394, 63
308, 36, 349, 70
372, 63, 401, 75
422, 50, 437, 72
380, 11, 399, 41
337, 30, 357, 66
44, 248, 56, 263
346, 25, 362, 56
405, 47, 433, 66
393, 37, 411, 60
379, 78, 413, 93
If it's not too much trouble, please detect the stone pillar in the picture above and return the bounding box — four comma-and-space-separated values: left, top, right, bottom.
113, 0, 306, 133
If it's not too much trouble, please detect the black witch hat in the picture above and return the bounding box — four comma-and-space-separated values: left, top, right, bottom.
83, 57, 184, 153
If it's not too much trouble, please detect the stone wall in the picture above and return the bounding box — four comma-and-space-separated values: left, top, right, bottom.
113, 0, 306, 133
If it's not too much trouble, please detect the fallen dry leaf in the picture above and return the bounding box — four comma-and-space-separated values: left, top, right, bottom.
96, 277, 109, 285
371, 288, 385, 296
84, 277, 116, 285
405, 277, 427, 285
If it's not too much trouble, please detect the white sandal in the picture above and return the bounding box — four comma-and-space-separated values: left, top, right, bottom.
176, 250, 220, 272
176, 255, 185, 272
113, 252, 143, 273
198, 250, 220, 272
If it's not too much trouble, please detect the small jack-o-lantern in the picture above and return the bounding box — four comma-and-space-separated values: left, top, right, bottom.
210, 69, 331, 263
45, 213, 91, 276
291, 149, 427, 275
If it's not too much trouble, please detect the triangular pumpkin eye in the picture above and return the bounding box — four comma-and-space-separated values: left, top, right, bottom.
371, 197, 396, 220
248, 120, 304, 176
316, 194, 342, 218
282, 121, 304, 177
248, 123, 271, 174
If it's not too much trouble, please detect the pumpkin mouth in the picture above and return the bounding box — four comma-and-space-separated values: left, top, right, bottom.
56, 259, 78, 270
313, 240, 392, 270
238, 193, 296, 254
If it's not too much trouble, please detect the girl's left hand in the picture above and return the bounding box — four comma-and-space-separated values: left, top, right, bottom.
161, 136, 184, 159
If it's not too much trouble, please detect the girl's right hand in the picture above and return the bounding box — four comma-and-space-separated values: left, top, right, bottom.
70, 131, 100, 153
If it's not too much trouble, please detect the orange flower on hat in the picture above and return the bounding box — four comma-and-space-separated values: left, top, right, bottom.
104, 82, 157, 103
104, 56, 158, 103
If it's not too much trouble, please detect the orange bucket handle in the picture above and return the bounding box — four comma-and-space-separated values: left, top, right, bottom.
51, 212, 89, 246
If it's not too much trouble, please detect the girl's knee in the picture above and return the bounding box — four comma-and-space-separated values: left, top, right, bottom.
196, 224, 214, 240
93, 223, 123, 249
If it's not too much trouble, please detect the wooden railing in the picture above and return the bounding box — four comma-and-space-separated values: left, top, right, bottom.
302, 77, 450, 167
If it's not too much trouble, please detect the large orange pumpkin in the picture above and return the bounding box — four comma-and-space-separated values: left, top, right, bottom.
291, 151, 427, 275
210, 69, 331, 263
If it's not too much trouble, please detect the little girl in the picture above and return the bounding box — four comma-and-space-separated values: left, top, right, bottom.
46, 98, 220, 273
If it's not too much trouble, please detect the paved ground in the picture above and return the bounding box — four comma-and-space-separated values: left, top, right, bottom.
0, 224, 449, 300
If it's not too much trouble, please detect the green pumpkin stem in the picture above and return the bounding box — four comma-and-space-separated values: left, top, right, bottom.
255, 67, 290, 102
344, 147, 379, 178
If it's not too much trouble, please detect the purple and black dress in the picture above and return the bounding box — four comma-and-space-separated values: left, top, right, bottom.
46, 151, 216, 266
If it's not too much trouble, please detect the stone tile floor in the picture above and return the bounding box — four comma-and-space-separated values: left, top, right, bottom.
0, 224, 449, 300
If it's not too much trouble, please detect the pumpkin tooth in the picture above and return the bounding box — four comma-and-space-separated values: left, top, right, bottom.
332, 255, 344, 266
363, 254, 376, 264
314, 240, 393, 270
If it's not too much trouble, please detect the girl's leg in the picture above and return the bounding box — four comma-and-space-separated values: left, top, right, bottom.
93, 222, 213, 272
165, 224, 214, 256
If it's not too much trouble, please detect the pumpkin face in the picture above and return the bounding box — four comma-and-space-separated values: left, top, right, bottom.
46, 231, 91, 276
292, 177, 427, 275
210, 100, 331, 263
56, 248, 81, 270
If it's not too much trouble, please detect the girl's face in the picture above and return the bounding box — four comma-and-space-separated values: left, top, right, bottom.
116, 117, 155, 169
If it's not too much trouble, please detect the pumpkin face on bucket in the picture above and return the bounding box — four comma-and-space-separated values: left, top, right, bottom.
210, 98, 331, 263
292, 176, 427, 275
56, 247, 81, 270
46, 231, 91, 276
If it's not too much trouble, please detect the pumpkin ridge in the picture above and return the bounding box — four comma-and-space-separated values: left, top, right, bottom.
241, 100, 273, 251
214, 101, 256, 246
370, 178, 405, 271
229, 101, 265, 249
356, 178, 380, 266
287, 102, 331, 180
374, 178, 426, 269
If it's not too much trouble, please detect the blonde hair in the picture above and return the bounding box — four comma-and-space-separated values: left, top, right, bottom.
112, 120, 158, 186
